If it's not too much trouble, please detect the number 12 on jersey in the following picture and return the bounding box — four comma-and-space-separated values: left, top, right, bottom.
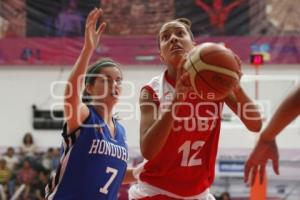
178, 140, 205, 167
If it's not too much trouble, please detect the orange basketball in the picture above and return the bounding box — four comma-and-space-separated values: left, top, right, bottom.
183, 42, 241, 101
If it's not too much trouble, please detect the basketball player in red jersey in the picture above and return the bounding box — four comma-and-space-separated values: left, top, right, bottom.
128, 18, 262, 200
245, 85, 300, 185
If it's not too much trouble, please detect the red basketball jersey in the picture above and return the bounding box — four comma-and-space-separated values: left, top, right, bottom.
138, 71, 224, 197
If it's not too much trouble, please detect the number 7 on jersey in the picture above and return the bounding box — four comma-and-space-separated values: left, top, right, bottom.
99, 167, 118, 194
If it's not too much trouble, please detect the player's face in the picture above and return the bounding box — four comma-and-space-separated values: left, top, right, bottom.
159, 21, 194, 69
89, 67, 122, 106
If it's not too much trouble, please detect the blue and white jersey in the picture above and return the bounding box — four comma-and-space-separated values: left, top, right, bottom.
46, 106, 128, 200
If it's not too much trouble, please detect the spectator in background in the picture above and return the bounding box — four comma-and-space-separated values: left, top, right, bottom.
144, 0, 174, 34
41, 148, 53, 171
101, 0, 174, 35
3, 147, 18, 199
0, 16, 9, 39
17, 159, 36, 186
0, 0, 26, 37
3, 147, 19, 171
55, 0, 83, 37
219, 192, 231, 200
0, 159, 12, 185
101, 0, 130, 35
32, 170, 50, 200
16, 159, 37, 199
20, 132, 37, 158
41, 147, 60, 172
50, 148, 60, 171
0, 158, 12, 198
129, 1, 146, 35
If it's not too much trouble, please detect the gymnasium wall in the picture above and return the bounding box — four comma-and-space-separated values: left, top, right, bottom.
0, 65, 299, 152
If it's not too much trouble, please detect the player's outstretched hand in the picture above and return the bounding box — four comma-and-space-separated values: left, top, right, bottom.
244, 136, 279, 185
84, 8, 107, 52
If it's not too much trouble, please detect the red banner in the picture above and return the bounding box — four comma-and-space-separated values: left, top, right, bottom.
0, 36, 299, 66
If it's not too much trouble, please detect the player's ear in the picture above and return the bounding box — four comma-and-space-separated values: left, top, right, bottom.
85, 84, 92, 95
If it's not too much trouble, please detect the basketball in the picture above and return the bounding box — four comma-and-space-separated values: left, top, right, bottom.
183, 42, 241, 101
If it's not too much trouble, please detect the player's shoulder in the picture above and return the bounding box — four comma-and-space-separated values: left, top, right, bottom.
142, 72, 165, 95
115, 119, 125, 132
144, 74, 161, 90
86, 106, 103, 122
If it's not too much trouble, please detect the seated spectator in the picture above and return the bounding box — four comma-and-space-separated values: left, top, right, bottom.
0, 158, 12, 198
20, 132, 37, 158
17, 159, 36, 185
101, 0, 174, 35
41, 147, 60, 172
0, 16, 9, 39
12, 158, 36, 199
41, 148, 53, 171
50, 148, 60, 171
3, 147, 19, 171
55, 0, 83, 37
0, 0, 26, 37
31, 170, 50, 200
219, 192, 231, 200
0, 158, 12, 185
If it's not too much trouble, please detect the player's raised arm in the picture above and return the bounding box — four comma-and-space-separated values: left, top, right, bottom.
244, 85, 300, 185
260, 85, 300, 140
225, 86, 262, 132
64, 8, 106, 134
139, 64, 192, 160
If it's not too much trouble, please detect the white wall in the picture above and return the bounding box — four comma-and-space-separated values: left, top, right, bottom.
0, 65, 299, 152
0, 65, 164, 150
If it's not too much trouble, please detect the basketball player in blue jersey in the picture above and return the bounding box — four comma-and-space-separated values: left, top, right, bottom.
45, 8, 135, 200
